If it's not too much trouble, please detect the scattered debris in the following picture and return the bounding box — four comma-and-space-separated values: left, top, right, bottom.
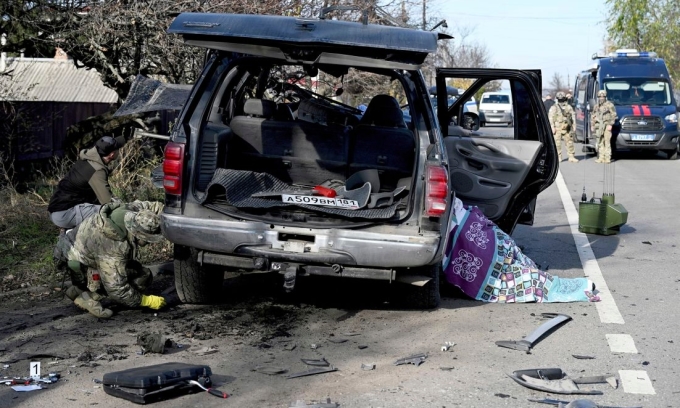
2, 364, 9, 369
528, 398, 642, 408
136, 332, 165, 354
494, 393, 511, 398
496, 314, 572, 353
508, 368, 617, 395
310, 344, 318, 350
341, 332, 361, 337
642, 241, 652, 245
289, 398, 339, 408
287, 366, 337, 379
572, 355, 596, 360
357, 345, 368, 350
191, 346, 219, 356
361, 363, 375, 371
327, 338, 347, 344
12, 384, 43, 392
93, 379, 103, 384
441, 341, 455, 352
642, 361, 650, 366
284, 343, 297, 351
301, 358, 330, 367
439, 366, 454, 371
394, 353, 428, 366
252, 366, 288, 375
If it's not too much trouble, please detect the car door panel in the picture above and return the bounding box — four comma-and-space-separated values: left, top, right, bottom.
444, 136, 542, 219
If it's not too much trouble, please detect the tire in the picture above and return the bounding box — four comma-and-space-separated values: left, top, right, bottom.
507, 120, 513, 127
392, 264, 441, 309
174, 245, 224, 304
480, 121, 486, 127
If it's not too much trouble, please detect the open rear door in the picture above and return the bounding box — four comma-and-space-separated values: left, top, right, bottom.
435, 68, 558, 233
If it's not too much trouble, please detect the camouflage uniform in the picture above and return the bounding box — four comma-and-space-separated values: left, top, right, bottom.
591, 90, 617, 163
548, 92, 578, 162
65, 200, 164, 309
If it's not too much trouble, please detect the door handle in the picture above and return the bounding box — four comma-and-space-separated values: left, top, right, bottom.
471, 140, 502, 154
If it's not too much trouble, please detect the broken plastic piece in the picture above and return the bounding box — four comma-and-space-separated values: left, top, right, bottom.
286, 366, 337, 379
252, 366, 288, 375
572, 355, 596, 360
508, 368, 604, 395
361, 363, 375, 371
394, 353, 427, 366
496, 314, 572, 353
289, 398, 339, 408
301, 358, 330, 367
441, 341, 455, 352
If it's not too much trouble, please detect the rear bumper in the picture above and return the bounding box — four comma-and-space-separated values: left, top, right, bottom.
161, 213, 441, 268
615, 129, 679, 151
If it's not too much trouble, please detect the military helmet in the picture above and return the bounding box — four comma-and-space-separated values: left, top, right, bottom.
597, 90, 607, 97
124, 210, 164, 243
555, 91, 566, 101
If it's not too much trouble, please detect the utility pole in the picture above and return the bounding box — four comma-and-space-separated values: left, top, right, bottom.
422, 0, 426, 30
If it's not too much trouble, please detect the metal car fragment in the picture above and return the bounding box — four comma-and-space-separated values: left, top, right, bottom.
252, 366, 288, 375
301, 358, 330, 367
528, 398, 642, 408
286, 366, 337, 379
289, 398, 340, 408
394, 353, 428, 366
508, 368, 614, 395
496, 314, 572, 353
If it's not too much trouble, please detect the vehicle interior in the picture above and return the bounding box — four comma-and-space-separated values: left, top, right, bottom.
192, 59, 421, 224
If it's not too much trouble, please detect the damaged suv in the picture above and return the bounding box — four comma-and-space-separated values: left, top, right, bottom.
133, 12, 558, 308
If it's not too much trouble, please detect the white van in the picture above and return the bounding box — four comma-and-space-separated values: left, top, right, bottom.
478, 91, 513, 127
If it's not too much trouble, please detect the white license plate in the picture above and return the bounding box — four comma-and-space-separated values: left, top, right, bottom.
281, 194, 359, 209
631, 134, 655, 141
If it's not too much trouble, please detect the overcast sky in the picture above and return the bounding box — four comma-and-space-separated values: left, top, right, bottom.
433, 0, 610, 91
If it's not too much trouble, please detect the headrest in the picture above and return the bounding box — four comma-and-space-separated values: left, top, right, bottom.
243, 98, 276, 119
359, 94, 406, 128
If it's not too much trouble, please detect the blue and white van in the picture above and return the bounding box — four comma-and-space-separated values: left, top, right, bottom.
573, 49, 679, 159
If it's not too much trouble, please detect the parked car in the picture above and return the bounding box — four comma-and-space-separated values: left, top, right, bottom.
479, 91, 514, 127
121, 12, 558, 308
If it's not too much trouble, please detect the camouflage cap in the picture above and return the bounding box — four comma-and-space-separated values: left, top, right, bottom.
124, 210, 164, 243
555, 91, 566, 100
597, 90, 607, 97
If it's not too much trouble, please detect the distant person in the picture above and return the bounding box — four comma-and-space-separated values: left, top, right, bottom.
591, 90, 617, 163
548, 92, 578, 163
543, 94, 555, 112
48, 136, 126, 229
566, 92, 574, 105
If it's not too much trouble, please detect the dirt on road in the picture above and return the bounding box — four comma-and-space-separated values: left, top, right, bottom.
0, 263, 623, 408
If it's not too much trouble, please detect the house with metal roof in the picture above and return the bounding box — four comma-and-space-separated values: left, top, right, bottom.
0, 50, 118, 160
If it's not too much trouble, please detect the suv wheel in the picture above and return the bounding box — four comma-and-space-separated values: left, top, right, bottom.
174, 245, 224, 304
664, 146, 678, 160
392, 264, 441, 309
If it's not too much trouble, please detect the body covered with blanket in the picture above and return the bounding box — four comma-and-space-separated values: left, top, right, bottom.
442, 198, 599, 303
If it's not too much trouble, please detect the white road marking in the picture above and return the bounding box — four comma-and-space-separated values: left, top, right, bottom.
555, 171, 625, 324
606, 334, 638, 353
619, 370, 656, 395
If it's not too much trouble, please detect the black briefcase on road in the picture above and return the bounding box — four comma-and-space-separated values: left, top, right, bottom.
102, 362, 213, 404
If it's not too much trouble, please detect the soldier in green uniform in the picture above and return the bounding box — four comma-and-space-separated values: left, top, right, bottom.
548, 91, 579, 162
59, 201, 167, 318
591, 90, 617, 163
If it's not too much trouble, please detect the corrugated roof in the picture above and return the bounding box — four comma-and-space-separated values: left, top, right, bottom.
0, 58, 119, 103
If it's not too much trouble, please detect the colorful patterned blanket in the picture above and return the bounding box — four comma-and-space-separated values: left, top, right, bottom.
442, 201, 599, 303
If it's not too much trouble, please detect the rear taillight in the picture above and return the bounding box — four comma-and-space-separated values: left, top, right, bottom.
163, 142, 185, 196
424, 164, 448, 217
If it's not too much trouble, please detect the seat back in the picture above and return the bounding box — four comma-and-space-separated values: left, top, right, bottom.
350, 95, 415, 189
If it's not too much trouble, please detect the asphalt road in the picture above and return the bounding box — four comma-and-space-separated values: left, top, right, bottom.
1, 139, 676, 408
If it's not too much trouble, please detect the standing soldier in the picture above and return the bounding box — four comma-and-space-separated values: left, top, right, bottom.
591, 90, 617, 163
548, 91, 578, 162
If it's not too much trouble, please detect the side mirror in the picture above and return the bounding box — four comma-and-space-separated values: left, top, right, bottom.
462, 112, 480, 131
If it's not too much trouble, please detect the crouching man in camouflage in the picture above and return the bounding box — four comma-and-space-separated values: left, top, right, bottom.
60, 201, 167, 318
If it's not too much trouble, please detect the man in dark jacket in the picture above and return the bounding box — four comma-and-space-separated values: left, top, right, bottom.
543, 95, 555, 112
48, 136, 126, 229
